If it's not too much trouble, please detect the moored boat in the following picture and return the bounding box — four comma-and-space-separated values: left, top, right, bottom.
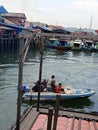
45, 38, 71, 51
94, 41, 98, 52
83, 40, 95, 52
71, 39, 84, 51
55, 38, 71, 51
45, 38, 59, 49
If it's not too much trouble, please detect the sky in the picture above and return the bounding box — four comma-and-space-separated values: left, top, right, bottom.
0, 0, 98, 29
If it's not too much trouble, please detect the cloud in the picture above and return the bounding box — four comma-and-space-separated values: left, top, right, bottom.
1, 0, 98, 28
36, 7, 57, 13
72, 0, 98, 9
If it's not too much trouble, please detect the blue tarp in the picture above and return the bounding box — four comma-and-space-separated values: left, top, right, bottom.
0, 22, 33, 34
39, 26, 52, 32
0, 6, 8, 13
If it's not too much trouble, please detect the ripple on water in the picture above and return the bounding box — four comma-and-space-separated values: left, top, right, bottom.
0, 50, 98, 130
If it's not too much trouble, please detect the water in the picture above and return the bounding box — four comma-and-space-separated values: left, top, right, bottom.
0, 49, 98, 130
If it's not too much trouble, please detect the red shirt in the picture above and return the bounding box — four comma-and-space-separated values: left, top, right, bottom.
56, 86, 61, 93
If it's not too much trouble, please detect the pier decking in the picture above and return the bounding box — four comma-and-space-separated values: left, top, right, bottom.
10, 106, 98, 130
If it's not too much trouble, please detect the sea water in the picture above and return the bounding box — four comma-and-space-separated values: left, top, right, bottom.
0, 49, 98, 130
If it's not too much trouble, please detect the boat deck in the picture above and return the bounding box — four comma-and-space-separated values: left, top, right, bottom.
10, 106, 98, 130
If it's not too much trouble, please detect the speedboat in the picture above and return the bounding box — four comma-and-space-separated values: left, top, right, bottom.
22, 86, 95, 101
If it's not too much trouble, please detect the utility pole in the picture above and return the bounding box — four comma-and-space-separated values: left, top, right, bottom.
89, 16, 93, 30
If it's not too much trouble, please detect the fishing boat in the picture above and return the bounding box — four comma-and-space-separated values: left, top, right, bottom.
54, 38, 71, 51
94, 42, 98, 52
22, 86, 95, 101
71, 39, 84, 51
45, 38, 59, 49
83, 40, 95, 52
45, 38, 71, 51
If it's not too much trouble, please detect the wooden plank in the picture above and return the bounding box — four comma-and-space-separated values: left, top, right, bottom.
53, 95, 61, 130
93, 121, 98, 130
39, 107, 98, 121
20, 108, 39, 130
58, 110, 98, 121
47, 107, 53, 130
10, 107, 39, 130
70, 117, 75, 130
78, 118, 81, 130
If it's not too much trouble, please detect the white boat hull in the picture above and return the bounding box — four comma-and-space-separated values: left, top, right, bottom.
22, 89, 95, 101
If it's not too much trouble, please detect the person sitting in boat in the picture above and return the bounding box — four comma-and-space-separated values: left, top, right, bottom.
47, 75, 56, 92
55, 83, 62, 93
41, 79, 47, 92
32, 81, 39, 92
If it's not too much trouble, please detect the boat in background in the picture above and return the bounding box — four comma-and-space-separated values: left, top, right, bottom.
94, 42, 98, 52
45, 38, 71, 51
83, 40, 95, 52
45, 38, 97, 53
45, 38, 59, 49
54, 38, 71, 51
71, 39, 84, 51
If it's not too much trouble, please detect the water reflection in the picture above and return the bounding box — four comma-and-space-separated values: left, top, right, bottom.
22, 98, 94, 112
60, 98, 94, 109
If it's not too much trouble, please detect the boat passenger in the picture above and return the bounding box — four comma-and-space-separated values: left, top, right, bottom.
32, 81, 39, 92
41, 79, 48, 92
55, 83, 62, 93
47, 75, 56, 92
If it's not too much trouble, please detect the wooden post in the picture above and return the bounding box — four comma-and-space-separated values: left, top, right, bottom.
47, 107, 53, 130
16, 37, 24, 130
37, 37, 44, 111
37, 52, 43, 111
53, 95, 61, 130
15, 35, 33, 129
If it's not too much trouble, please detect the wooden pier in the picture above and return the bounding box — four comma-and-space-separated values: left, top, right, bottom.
41, 32, 98, 41
0, 37, 19, 54
1, 31, 98, 54
10, 106, 98, 130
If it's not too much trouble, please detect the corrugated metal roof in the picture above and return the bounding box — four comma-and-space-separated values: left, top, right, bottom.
2, 12, 26, 19
0, 26, 14, 30
0, 6, 8, 13
4, 18, 16, 25
39, 26, 52, 31
55, 25, 65, 29
31, 22, 47, 27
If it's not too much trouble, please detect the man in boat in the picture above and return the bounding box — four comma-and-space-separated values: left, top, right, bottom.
41, 79, 47, 92
47, 75, 56, 92
32, 80, 47, 92
32, 81, 39, 92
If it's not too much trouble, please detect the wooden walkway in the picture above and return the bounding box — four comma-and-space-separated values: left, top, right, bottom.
40, 32, 98, 41
31, 114, 98, 130
20, 31, 98, 41
10, 106, 98, 130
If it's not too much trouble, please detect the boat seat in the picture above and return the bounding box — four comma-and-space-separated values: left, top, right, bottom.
64, 87, 74, 95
